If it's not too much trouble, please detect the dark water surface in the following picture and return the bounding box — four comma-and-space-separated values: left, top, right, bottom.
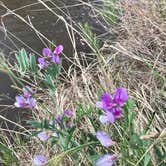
0, 0, 98, 127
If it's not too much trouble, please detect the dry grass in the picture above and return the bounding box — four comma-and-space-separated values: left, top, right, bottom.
0, 0, 165, 165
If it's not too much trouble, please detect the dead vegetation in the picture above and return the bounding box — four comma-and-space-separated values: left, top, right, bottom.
0, 0, 165, 165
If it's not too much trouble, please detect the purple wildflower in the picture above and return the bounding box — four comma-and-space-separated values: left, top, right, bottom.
26, 97, 37, 109
64, 110, 73, 118
65, 122, 72, 129
38, 57, 49, 69
51, 54, 60, 65
50, 45, 63, 64
110, 107, 123, 119
96, 93, 111, 111
33, 155, 47, 166
99, 112, 115, 124
14, 96, 26, 108
53, 45, 63, 55
95, 154, 117, 166
42, 48, 52, 57
37, 132, 49, 141
112, 88, 128, 106
56, 115, 62, 125
22, 86, 34, 98
40, 45, 63, 66
15, 86, 37, 109
96, 88, 128, 123
96, 131, 114, 147
14, 96, 37, 109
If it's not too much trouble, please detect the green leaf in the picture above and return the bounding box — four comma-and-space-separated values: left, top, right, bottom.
132, 133, 144, 148
27, 120, 42, 128
102, 0, 117, 26
123, 99, 136, 135
29, 53, 36, 72
144, 154, 151, 166
15, 48, 38, 75
42, 119, 50, 129
15, 48, 29, 74
145, 111, 156, 133
87, 154, 101, 165
20, 48, 28, 72
126, 99, 135, 111
0, 143, 18, 165
44, 74, 56, 91
45, 62, 61, 80
76, 105, 93, 121
64, 126, 76, 150
154, 145, 166, 164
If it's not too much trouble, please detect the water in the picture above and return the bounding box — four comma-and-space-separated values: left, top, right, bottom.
0, 0, 90, 53
0, 0, 103, 127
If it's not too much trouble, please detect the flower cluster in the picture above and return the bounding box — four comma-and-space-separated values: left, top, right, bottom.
96, 87, 128, 124
36, 110, 73, 142
38, 45, 63, 69
14, 86, 37, 109
56, 109, 73, 129
16, 63, 128, 166
34, 110, 73, 165
95, 87, 128, 166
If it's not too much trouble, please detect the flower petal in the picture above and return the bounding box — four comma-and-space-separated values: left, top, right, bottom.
56, 115, 62, 125
38, 57, 44, 65
111, 107, 123, 119
113, 88, 128, 105
96, 131, 113, 147
99, 112, 115, 124
101, 93, 111, 105
51, 55, 60, 64
14, 96, 26, 108
101, 93, 111, 111
27, 97, 37, 109
38, 57, 49, 69
54, 45, 63, 55
96, 101, 103, 109
37, 132, 49, 141
52, 132, 58, 138
107, 112, 115, 123
64, 110, 73, 118
99, 115, 109, 124
42, 48, 52, 57
33, 155, 47, 166
95, 154, 116, 166
96, 93, 111, 111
